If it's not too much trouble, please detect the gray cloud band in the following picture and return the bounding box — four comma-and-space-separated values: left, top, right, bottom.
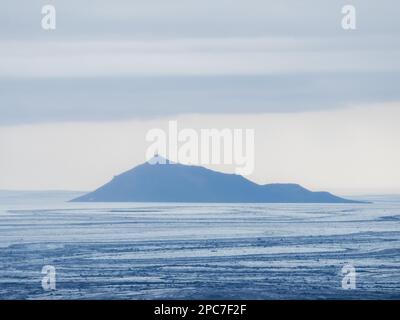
1, 72, 399, 125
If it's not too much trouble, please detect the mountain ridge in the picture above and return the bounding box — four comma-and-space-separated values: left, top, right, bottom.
71, 157, 364, 203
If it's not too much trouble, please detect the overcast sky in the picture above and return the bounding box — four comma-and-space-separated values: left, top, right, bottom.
0, 1, 399, 194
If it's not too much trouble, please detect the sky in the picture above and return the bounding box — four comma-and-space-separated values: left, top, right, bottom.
0, 0, 399, 195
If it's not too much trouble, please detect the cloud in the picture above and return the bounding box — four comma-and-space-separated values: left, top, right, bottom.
1, 37, 400, 78
1, 0, 399, 39
0, 1, 399, 124
1, 72, 400, 125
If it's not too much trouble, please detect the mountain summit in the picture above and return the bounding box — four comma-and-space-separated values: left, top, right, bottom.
71, 157, 361, 203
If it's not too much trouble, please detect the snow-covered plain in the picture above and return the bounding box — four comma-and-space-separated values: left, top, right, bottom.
0, 191, 399, 299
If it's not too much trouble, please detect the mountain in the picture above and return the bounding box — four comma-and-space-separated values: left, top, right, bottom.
71, 157, 362, 203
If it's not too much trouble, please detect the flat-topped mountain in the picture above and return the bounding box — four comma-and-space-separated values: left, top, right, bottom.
71, 157, 362, 203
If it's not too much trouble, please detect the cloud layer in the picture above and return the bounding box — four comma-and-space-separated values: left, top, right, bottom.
0, 0, 399, 124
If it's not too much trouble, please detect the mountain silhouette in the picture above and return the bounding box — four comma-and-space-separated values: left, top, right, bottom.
71, 156, 361, 203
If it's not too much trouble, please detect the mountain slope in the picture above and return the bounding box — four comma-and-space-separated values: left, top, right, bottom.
71, 158, 361, 203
